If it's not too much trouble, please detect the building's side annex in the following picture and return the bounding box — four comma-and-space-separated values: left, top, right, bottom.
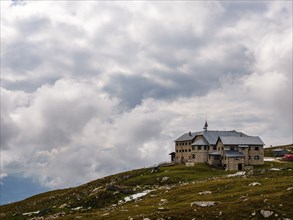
172, 121, 264, 171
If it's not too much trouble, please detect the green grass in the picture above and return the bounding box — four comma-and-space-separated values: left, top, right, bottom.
1, 162, 293, 220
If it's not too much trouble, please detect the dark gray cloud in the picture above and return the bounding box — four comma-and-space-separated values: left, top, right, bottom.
1, 77, 59, 92
104, 43, 251, 108
17, 16, 51, 34
3, 41, 42, 72
221, 2, 268, 16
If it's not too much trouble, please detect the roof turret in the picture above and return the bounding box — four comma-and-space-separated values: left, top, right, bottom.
203, 120, 208, 131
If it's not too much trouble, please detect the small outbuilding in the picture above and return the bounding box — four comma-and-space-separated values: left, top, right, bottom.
169, 152, 176, 162
273, 149, 289, 157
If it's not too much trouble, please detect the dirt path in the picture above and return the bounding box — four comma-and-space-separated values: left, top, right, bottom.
264, 157, 287, 163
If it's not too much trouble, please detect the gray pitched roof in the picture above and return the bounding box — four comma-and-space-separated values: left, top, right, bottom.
273, 149, 288, 152
191, 138, 208, 146
175, 129, 264, 147
208, 151, 221, 156
202, 130, 247, 145
175, 132, 200, 141
219, 136, 264, 145
224, 150, 245, 157
238, 144, 249, 148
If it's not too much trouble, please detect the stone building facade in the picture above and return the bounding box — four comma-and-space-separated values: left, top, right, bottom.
173, 121, 264, 171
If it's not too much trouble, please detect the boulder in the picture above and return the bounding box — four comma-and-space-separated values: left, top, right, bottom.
190, 201, 215, 207
198, 191, 212, 195
161, 177, 170, 182
249, 182, 261, 186
260, 210, 273, 218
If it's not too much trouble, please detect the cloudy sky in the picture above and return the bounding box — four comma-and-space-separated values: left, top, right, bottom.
1, 0, 292, 204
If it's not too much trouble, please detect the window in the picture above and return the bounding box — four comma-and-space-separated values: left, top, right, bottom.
192, 146, 195, 150
254, 155, 260, 160
192, 154, 195, 159
249, 156, 251, 160
254, 147, 259, 151
176, 150, 178, 153
230, 146, 235, 150
204, 146, 207, 150
189, 149, 191, 152
235, 157, 239, 160
198, 146, 202, 150
213, 146, 217, 150
185, 149, 187, 152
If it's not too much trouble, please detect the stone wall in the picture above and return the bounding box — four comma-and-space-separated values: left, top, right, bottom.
175, 141, 192, 163
248, 146, 264, 165
190, 135, 209, 163
194, 151, 208, 163
207, 155, 221, 167
225, 157, 245, 171
238, 147, 249, 165
216, 140, 225, 158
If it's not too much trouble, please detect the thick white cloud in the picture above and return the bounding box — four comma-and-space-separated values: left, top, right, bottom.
1, 1, 292, 189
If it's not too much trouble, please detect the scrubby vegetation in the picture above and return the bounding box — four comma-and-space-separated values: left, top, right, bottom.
1, 162, 293, 220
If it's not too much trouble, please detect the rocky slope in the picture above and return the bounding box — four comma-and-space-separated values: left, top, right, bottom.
1, 162, 293, 220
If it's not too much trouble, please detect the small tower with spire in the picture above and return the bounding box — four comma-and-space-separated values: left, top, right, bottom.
203, 120, 208, 131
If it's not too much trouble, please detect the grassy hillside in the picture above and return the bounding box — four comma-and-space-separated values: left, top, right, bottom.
1, 162, 293, 220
